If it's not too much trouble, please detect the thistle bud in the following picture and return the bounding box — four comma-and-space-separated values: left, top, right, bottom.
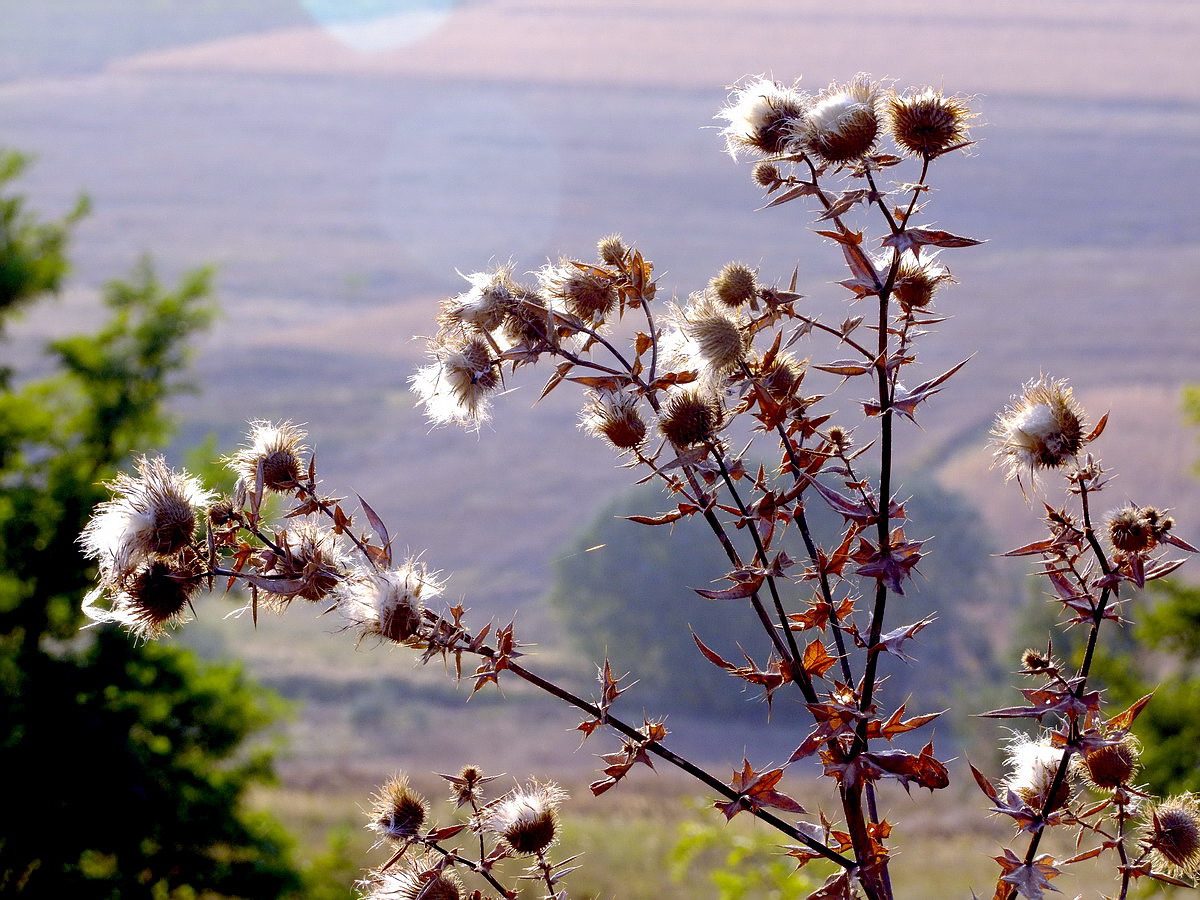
826, 425, 853, 453
752, 161, 781, 189
891, 251, 952, 310
658, 388, 723, 448
1020, 648, 1052, 673
82, 552, 205, 641
750, 350, 805, 401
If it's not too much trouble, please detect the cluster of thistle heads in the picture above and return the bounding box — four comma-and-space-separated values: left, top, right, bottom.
80, 422, 442, 645
359, 770, 571, 900
74, 70, 1200, 899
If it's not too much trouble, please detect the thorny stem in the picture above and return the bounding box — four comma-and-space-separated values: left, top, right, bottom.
709, 443, 810, 694
862, 167, 899, 233
535, 849, 556, 899
459, 642, 858, 870
420, 840, 513, 898
1023, 480, 1115, 866
294, 481, 378, 564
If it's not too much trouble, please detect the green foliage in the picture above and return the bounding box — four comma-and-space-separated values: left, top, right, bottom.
0, 150, 88, 341
668, 804, 825, 900
0, 157, 303, 897
547, 475, 1007, 732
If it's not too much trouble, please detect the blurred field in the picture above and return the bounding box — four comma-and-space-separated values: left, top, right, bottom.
4, 2, 1200, 895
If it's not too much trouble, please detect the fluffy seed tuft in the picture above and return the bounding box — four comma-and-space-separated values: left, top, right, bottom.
579, 390, 648, 451
485, 781, 567, 856
368, 775, 429, 843
991, 377, 1087, 483
226, 421, 309, 493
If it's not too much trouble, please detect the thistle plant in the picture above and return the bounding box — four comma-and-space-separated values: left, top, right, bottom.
77, 73, 1198, 900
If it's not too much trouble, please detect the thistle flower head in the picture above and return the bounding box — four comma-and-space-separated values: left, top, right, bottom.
752, 161, 782, 190
1107, 505, 1175, 554
1073, 734, 1140, 791
1004, 732, 1070, 812
485, 781, 567, 856
672, 296, 750, 382
367, 774, 429, 843
226, 420, 309, 493
1145, 795, 1200, 877
885, 86, 975, 157
269, 522, 346, 605
339, 559, 441, 644
499, 287, 553, 348
1020, 647, 1053, 673
716, 77, 807, 159
748, 350, 806, 402
444, 764, 492, 808
888, 250, 952, 310
709, 262, 758, 308
80, 455, 213, 581
991, 377, 1087, 482
799, 74, 882, 165
437, 266, 518, 335
658, 387, 724, 448
82, 552, 205, 641
410, 334, 501, 431
538, 259, 618, 323
359, 857, 463, 900
825, 425, 853, 453
579, 389, 648, 451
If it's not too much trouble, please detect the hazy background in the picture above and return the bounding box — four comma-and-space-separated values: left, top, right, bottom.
4, 0, 1199, 787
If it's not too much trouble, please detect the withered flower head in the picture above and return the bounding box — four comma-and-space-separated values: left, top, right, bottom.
1107, 505, 1175, 554
538, 260, 618, 323
889, 250, 952, 310
410, 334, 502, 431
80, 454, 213, 581
798, 74, 881, 164
658, 387, 724, 448
339, 559, 441, 644
359, 857, 463, 900
885, 87, 975, 157
485, 781, 567, 856
579, 390, 648, 451
1074, 734, 1140, 791
716, 77, 807, 159
752, 161, 782, 189
270, 521, 346, 604
673, 296, 750, 381
1020, 648, 1052, 672
597, 234, 627, 267
437, 266, 517, 335
499, 287, 553, 347
444, 764, 491, 808
226, 420, 308, 493
749, 350, 805, 401
826, 425, 853, 453
82, 552, 205, 641
367, 774, 429, 843
709, 263, 758, 308
1144, 795, 1200, 877
991, 377, 1087, 482
206, 496, 240, 532
1004, 733, 1070, 813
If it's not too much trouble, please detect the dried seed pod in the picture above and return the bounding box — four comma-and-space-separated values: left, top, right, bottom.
659, 388, 723, 448
485, 781, 567, 856
1145, 795, 1200, 877
709, 263, 758, 308
799, 74, 881, 164
368, 775, 429, 842
991, 377, 1087, 482
885, 87, 975, 157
